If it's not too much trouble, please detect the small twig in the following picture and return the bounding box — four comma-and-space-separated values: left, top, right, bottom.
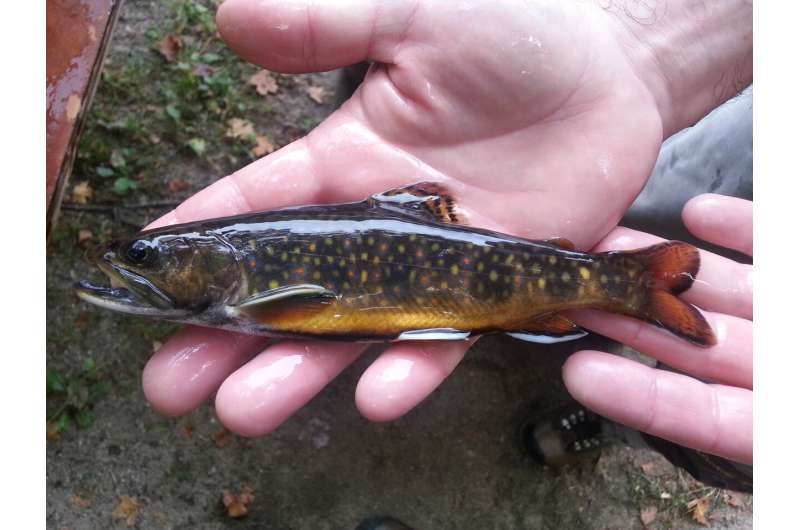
61, 201, 181, 212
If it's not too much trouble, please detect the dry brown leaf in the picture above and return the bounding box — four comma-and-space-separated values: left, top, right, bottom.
723, 491, 750, 508
71, 493, 92, 508
222, 487, 254, 518
157, 35, 182, 62
640, 505, 657, 526
149, 133, 161, 145
180, 423, 194, 439
210, 428, 233, 448
226, 118, 256, 140
168, 179, 189, 193
74, 312, 90, 329
77, 229, 93, 248
72, 181, 93, 204
306, 85, 329, 104
687, 497, 710, 526
66, 94, 82, 122
112, 495, 139, 527
248, 70, 279, 95
46, 421, 61, 442
251, 135, 275, 157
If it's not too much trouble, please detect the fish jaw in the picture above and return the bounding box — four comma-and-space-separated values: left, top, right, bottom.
74, 255, 191, 319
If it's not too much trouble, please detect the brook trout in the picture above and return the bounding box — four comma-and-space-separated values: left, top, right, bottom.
75, 183, 715, 346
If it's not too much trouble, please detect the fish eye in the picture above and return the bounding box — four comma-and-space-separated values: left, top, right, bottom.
125, 240, 156, 266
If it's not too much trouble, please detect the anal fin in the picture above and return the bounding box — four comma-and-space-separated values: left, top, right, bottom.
507, 314, 587, 344
395, 328, 471, 341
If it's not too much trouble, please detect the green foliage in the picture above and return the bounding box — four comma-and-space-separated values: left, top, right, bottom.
47, 359, 113, 438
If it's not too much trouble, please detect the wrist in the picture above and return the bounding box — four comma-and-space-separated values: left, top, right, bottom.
603, 0, 752, 137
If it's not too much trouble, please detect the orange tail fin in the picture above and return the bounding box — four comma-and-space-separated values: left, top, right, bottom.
617, 242, 716, 346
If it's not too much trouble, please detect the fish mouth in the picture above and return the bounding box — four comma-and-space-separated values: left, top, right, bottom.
75, 259, 189, 318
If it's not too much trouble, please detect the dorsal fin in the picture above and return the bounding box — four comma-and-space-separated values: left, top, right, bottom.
368, 182, 459, 224
543, 237, 575, 251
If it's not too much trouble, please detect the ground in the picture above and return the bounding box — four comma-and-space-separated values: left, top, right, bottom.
46, 1, 753, 528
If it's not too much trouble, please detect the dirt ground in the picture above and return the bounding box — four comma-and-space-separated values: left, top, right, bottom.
46, 1, 753, 528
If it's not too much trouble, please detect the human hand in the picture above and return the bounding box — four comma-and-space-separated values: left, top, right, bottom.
564, 194, 753, 464
142, 0, 752, 436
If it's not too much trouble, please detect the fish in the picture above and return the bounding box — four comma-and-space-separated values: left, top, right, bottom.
75, 183, 716, 346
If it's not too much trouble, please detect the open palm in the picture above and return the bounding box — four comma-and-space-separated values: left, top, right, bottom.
143, 0, 670, 436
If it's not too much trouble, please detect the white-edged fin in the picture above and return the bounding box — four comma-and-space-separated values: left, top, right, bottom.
395, 328, 471, 341
507, 330, 588, 344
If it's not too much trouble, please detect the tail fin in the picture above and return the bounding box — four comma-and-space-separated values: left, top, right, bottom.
621, 242, 716, 346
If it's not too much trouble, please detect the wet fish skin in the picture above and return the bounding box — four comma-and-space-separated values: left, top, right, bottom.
75, 184, 716, 346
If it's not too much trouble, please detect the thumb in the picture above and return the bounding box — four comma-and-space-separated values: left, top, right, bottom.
216, 0, 417, 73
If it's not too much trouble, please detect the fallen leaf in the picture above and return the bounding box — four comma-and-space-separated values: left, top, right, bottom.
248, 70, 279, 95
306, 85, 329, 104
74, 312, 90, 329
640, 505, 657, 526
168, 179, 189, 193
111, 496, 139, 527
723, 491, 750, 508
66, 94, 81, 122
180, 423, 194, 439
186, 138, 206, 156
72, 181, 93, 204
210, 428, 233, 448
193, 62, 215, 79
77, 230, 93, 248
151, 340, 162, 352
251, 135, 275, 157
687, 497, 710, 526
222, 487, 254, 518
226, 118, 256, 140
149, 133, 161, 145
71, 493, 92, 508
46, 421, 61, 442
157, 35, 182, 62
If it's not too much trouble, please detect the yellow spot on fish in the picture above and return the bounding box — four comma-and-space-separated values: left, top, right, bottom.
505, 255, 515, 265
327, 256, 334, 264
356, 236, 363, 244
282, 271, 290, 280
398, 244, 406, 253
303, 256, 311, 264
409, 234, 417, 242
614, 275, 621, 284
266, 246, 274, 256
600, 274, 608, 284
492, 254, 499, 263
339, 258, 346, 267
531, 263, 542, 274
440, 281, 449, 289
360, 270, 368, 283
628, 269, 637, 278
367, 237, 375, 246
450, 264, 460, 275
313, 271, 321, 280
538, 278, 546, 289
409, 270, 417, 282
437, 258, 445, 267
324, 238, 333, 246
308, 243, 317, 252
281, 252, 288, 261
477, 262, 485, 272
361, 252, 369, 261
579, 267, 591, 280
477, 282, 485, 293
373, 256, 380, 265
548, 255, 557, 265
248, 240, 257, 250
489, 270, 499, 282
431, 243, 440, 251
269, 280, 279, 289
562, 272, 571, 282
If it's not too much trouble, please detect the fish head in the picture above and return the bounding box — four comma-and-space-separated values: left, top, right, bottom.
76, 231, 242, 318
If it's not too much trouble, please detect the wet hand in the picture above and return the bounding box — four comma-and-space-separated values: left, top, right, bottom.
564, 195, 753, 464
142, 0, 742, 436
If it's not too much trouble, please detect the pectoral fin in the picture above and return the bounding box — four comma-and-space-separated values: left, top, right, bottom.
231, 284, 337, 321
507, 314, 587, 343
368, 182, 459, 224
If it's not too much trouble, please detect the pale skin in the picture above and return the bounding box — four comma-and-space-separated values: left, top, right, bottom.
142, 0, 753, 463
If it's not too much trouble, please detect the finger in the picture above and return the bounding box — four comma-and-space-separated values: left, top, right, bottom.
216, 0, 416, 73
355, 340, 472, 422
215, 340, 366, 437
570, 309, 752, 389
142, 327, 268, 416
593, 226, 752, 320
683, 194, 753, 257
564, 351, 752, 464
